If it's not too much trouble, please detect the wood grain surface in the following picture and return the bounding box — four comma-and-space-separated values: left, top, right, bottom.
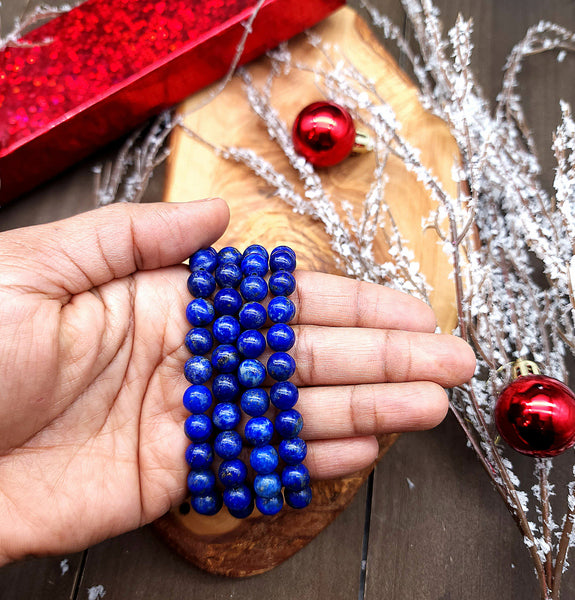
1, 1, 575, 598
157, 5, 458, 577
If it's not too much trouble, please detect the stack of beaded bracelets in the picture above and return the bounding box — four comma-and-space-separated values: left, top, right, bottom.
182, 244, 311, 518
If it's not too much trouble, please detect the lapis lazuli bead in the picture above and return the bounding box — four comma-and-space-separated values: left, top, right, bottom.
228, 498, 255, 520
270, 248, 296, 273
184, 356, 213, 384
238, 302, 267, 329
185, 327, 213, 356
243, 244, 269, 261
187, 468, 216, 495
189, 248, 217, 273
186, 298, 215, 326
212, 374, 240, 402
270, 381, 299, 410
184, 414, 213, 443
279, 437, 307, 465
267, 352, 296, 382
239, 275, 268, 302
211, 344, 241, 374
250, 445, 279, 475
285, 486, 312, 510
183, 384, 212, 413
244, 416, 274, 447
214, 431, 243, 459
237, 329, 266, 359
187, 270, 216, 299
214, 288, 243, 316
217, 246, 242, 266
238, 359, 267, 388
275, 409, 303, 439
215, 263, 242, 289
267, 297, 295, 324
212, 316, 240, 344
267, 323, 295, 352
191, 491, 222, 516
185, 442, 214, 469
254, 473, 282, 499
240, 253, 268, 277
281, 464, 310, 491
223, 484, 252, 512
255, 493, 284, 516
218, 458, 248, 488
212, 402, 241, 431
240, 388, 269, 417
268, 271, 296, 297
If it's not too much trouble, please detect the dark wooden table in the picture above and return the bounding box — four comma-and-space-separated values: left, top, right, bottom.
2, 1, 575, 598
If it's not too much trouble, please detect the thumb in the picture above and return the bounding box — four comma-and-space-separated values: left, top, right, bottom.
0, 199, 229, 297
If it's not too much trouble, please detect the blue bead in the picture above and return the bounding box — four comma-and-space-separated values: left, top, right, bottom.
223, 484, 252, 512
240, 388, 269, 417
254, 473, 282, 499
250, 445, 279, 474
185, 442, 214, 469
275, 409, 303, 439
237, 329, 266, 358
270, 248, 296, 273
270, 381, 299, 410
212, 374, 240, 402
214, 288, 243, 316
243, 244, 269, 261
214, 431, 242, 459
218, 459, 248, 487
282, 464, 310, 491
212, 402, 241, 431
285, 486, 312, 509
239, 275, 268, 302
268, 271, 296, 296
267, 352, 296, 381
215, 263, 242, 288
212, 316, 241, 344
267, 296, 295, 323
187, 469, 216, 495
189, 248, 217, 273
266, 323, 295, 352
255, 493, 284, 516
244, 416, 274, 446
211, 344, 240, 374
238, 302, 267, 329
184, 414, 212, 442
186, 298, 215, 326
183, 384, 212, 413
185, 327, 213, 355
240, 253, 268, 277
184, 356, 212, 384
191, 491, 222, 516
237, 359, 266, 388
228, 498, 254, 519
271, 245, 295, 258
217, 246, 242, 266
279, 437, 307, 465
187, 270, 216, 298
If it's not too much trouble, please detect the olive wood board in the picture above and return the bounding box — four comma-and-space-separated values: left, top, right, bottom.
157, 5, 459, 578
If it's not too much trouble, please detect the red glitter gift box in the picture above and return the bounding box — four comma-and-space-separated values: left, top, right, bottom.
0, 0, 345, 204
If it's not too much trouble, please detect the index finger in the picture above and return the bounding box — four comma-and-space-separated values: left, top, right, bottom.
292, 271, 437, 333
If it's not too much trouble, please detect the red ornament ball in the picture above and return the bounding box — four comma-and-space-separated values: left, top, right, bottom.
292, 101, 356, 167
494, 374, 575, 457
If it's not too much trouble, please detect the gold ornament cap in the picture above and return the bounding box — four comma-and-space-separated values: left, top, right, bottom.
511, 359, 541, 379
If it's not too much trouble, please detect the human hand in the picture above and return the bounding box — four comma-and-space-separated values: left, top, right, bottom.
0, 199, 474, 565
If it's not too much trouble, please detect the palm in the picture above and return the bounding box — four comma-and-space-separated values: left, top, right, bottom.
0, 264, 192, 557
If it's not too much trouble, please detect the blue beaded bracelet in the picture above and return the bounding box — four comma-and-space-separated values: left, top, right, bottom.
182, 244, 311, 518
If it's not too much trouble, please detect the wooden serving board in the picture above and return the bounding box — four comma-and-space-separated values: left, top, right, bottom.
157, 6, 459, 577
